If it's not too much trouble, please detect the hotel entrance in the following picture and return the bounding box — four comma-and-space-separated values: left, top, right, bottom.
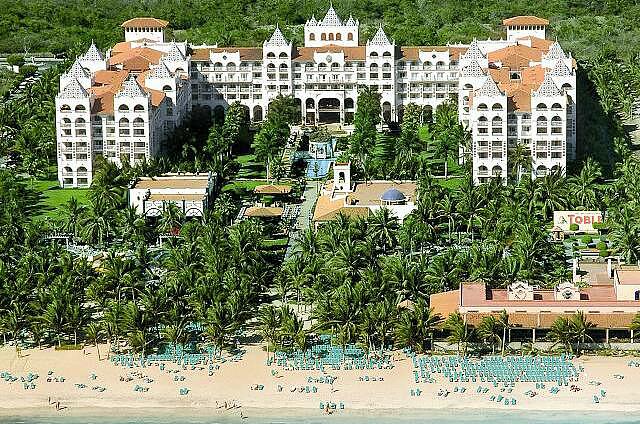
318, 98, 341, 124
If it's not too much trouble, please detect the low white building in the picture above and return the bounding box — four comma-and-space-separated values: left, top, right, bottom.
129, 173, 214, 217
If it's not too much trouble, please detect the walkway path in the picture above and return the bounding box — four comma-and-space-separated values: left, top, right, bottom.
284, 180, 321, 259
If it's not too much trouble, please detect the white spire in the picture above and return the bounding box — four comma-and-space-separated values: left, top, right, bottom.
58, 78, 89, 99
370, 24, 391, 46
66, 58, 90, 79
550, 59, 571, 77
83, 41, 104, 62
462, 39, 486, 61
148, 61, 172, 79
345, 15, 356, 26
321, 5, 342, 26
544, 41, 566, 61
462, 60, 485, 78
476, 76, 503, 97
266, 24, 289, 46
116, 74, 148, 98
307, 15, 318, 26
164, 41, 186, 61
534, 72, 562, 97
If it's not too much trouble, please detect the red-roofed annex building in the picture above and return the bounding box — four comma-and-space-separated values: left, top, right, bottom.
57, 7, 576, 188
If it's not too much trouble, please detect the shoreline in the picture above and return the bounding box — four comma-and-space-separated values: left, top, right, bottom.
2, 345, 640, 417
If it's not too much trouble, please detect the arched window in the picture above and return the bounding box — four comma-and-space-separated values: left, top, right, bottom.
328, 33, 334, 41
266, 52, 275, 58
477, 103, 488, 111
369, 63, 379, 70
537, 116, 548, 134
536, 103, 547, 110
75, 105, 86, 112
464, 83, 473, 90
119, 117, 130, 136
635, 290, 640, 301
62, 118, 71, 125
492, 103, 503, 111
63, 166, 73, 174
336, 33, 342, 41
162, 85, 172, 92
321, 33, 327, 41
227, 63, 237, 71
370, 51, 378, 57
61, 104, 71, 112
118, 104, 129, 112
306, 98, 315, 109
492, 165, 503, 177
383, 51, 391, 57
75, 117, 86, 125
119, 118, 129, 126
213, 62, 223, 70
492, 116, 502, 124
134, 104, 145, 112
133, 117, 145, 135
382, 63, 391, 70
267, 63, 276, 70
278, 52, 288, 59
551, 103, 562, 110
347, 33, 353, 41
77, 166, 87, 174
309, 33, 315, 41
561, 83, 572, 91
331, 62, 339, 69
345, 98, 354, 109
279, 63, 288, 70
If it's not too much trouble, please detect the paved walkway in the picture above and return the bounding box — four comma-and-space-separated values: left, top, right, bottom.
284, 180, 321, 259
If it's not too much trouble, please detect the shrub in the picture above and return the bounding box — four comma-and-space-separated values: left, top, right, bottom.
596, 241, 608, 250
569, 223, 579, 231
599, 249, 610, 257
54, 344, 84, 350
19, 64, 38, 76
581, 235, 593, 244
6, 54, 24, 67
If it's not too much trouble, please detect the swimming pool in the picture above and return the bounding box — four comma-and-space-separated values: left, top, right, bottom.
306, 158, 333, 179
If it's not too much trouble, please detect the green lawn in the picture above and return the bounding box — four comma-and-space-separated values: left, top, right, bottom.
32, 179, 89, 218
436, 177, 465, 190
236, 147, 267, 178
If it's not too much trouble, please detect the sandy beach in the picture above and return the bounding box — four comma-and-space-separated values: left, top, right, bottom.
1, 344, 640, 417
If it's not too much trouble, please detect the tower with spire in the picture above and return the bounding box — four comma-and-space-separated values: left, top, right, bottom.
304, 5, 359, 47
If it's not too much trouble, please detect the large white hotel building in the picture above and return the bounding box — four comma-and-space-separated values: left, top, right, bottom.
56, 9, 576, 187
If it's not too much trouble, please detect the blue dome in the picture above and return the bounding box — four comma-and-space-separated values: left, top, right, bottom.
380, 188, 406, 201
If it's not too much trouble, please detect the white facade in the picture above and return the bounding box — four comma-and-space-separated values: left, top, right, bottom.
55, 24, 191, 187
56, 10, 577, 188
129, 173, 213, 217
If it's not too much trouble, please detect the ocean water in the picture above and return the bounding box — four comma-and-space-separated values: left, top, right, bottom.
1, 410, 640, 424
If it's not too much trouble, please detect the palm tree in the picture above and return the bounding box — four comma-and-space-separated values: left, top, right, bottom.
445, 311, 472, 356
258, 305, 281, 359
42, 296, 68, 347
534, 172, 568, 221
369, 207, 399, 254
477, 315, 501, 354
548, 316, 574, 353
568, 158, 602, 209
497, 310, 510, 356
509, 143, 531, 182
395, 298, 442, 353
571, 311, 595, 355
158, 203, 185, 235
85, 322, 103, 360
59, 197, 86, 241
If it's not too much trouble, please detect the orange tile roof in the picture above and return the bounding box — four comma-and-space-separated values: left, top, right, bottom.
93, 69, 129, 87
503, 16, 549, 26
191, 47, 263, 62
293, 45, 366, 62
112, 42, 132, 56
254, 184, 292, 195
108, 47, 163, 68
488, 44, 543, 68
516, 36, 554, 50
244, 206, 283, 218
430, 290, 460, 318
90, 88, 116, 115
121, 18, 169, 29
